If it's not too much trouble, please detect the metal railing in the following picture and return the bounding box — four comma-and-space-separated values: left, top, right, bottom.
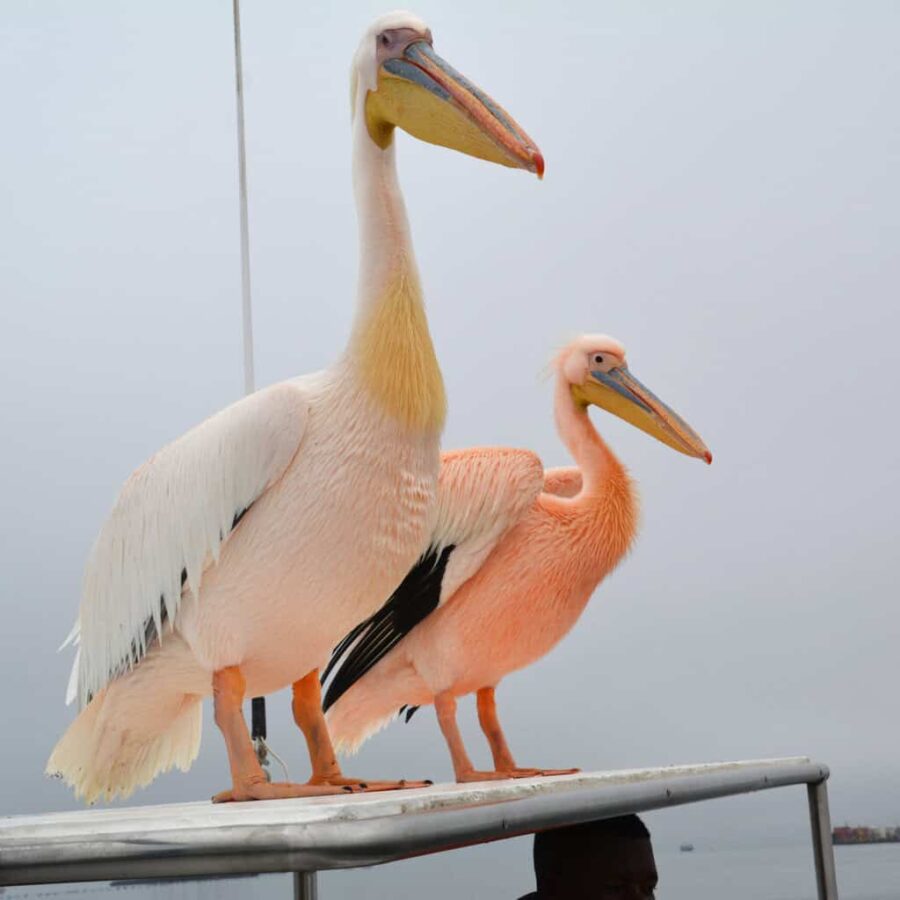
0, 757, 837, 899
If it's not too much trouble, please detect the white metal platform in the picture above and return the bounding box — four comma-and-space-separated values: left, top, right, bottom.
0, 757, 837, 898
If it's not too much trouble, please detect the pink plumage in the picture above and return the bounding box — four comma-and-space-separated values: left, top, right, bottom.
46, 12, 546, 803
324, 334, 709, 781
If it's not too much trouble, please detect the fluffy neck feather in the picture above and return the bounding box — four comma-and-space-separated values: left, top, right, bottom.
347, 96, 446, 434
553, 376, 638, 565
554, 376, 626, 496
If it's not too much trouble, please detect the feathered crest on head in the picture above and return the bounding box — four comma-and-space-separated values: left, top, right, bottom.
539, 332, 591, 383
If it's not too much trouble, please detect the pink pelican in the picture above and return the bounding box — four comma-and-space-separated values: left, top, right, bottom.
47, 12, 543, 804
323, 334, 711, 781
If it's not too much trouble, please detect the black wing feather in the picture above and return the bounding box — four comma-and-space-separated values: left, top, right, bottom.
321, 618, 370, 684
322, 544, 455, 713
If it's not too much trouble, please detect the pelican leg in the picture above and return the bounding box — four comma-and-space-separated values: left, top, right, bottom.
434, 691, 509, 782
211, 666, 350, 802
292, 670, 430, 791
476, 686, 579, 779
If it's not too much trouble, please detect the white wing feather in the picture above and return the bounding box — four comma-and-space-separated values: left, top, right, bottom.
68, 381, 309, 709
432, 448, 544, 605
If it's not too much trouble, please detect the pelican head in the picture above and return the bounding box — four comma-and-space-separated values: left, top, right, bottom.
352, 12, 544, 176
562, 334, 712, 463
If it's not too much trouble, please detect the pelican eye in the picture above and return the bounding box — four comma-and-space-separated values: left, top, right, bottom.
593, 354, 604, 365
379, 32, 390, 47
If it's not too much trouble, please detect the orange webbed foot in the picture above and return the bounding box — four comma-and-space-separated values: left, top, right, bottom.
212, 779, 359, 803
501, 767, 580, 778
308, 774, 433, 792
290, 672, 432, 794
456, 769, 519, 783
455, 767, 580, 784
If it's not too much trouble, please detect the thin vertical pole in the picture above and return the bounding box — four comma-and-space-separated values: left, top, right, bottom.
232, 0, 255, 397
807, 781, 840, 900
232, 0, 267, 757
293, 872, 318, 900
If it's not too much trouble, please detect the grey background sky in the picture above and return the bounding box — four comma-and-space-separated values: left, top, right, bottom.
2, 1, 899, 897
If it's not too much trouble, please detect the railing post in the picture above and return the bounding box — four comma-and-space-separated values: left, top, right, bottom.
293, 871, 318, 900
807, 780, 839, 899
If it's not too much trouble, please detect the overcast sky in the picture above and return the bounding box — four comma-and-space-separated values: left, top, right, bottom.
2, 1, 899, 897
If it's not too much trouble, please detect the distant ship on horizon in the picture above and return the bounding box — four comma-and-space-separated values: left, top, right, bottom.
833, 825, 900, 845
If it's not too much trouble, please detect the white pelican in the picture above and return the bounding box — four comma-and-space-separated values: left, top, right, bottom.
322, 335, 710, 780
47, 11, 542, 803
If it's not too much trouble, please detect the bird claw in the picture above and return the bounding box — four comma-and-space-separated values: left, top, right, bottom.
309, 775, 432, 792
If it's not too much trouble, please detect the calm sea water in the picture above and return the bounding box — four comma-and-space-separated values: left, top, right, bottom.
4, 843, 898, 898
659, 844, 899, 900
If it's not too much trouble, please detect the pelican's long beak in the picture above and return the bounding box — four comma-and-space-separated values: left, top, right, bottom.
366, 39, 544, 176
573, 368, 712, 463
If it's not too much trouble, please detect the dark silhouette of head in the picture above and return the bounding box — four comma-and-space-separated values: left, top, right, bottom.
527, 814, 658, 899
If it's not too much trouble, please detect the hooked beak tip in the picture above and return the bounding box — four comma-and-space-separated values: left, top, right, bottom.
533, 151, 545, 179
704, 451, 713, 465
